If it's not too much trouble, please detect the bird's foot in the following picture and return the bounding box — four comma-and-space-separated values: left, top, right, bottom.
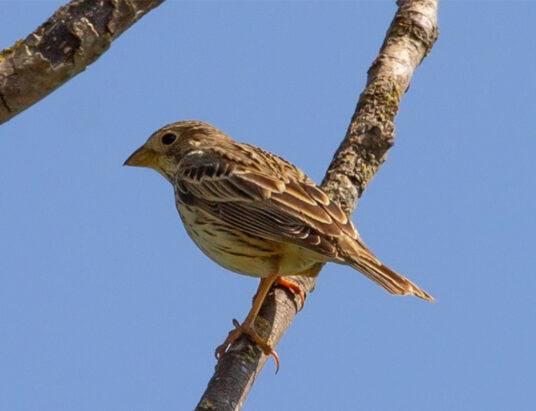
276, 277, 305, 310
215, 318, 280, 373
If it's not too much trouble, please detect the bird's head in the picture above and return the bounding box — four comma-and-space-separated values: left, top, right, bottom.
124, 120, 229, 182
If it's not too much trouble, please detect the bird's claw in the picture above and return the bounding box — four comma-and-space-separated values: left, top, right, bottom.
276, 277, 305, 310
215, 319, 280, 373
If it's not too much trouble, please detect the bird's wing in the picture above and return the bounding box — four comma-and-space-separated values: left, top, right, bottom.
175, 145, 356, 257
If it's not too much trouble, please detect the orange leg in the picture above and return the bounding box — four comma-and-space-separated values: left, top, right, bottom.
215, 275, 281, 372
276, 277, 305, 310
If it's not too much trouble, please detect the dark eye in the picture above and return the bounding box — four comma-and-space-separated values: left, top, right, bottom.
161, 133, 176, 145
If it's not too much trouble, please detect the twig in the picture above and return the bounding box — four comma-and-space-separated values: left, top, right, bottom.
195, 1, 439, 410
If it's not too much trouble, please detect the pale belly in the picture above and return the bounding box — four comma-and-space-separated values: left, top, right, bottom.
176, 203, 320, 278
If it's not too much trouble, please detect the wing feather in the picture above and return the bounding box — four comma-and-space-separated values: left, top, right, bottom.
176, 146, 353, 258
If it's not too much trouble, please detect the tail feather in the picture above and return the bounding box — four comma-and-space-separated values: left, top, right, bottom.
341, 237, 435, 302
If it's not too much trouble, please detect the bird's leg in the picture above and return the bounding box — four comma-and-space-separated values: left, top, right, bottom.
215, 275, 281, 372
276, 277, 305, 310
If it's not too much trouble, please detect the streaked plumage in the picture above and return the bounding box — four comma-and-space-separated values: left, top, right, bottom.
125, 120, 434, 367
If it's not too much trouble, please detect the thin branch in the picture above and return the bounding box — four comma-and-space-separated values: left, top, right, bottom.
0, 0, 165, 125
195, 1, 439, 410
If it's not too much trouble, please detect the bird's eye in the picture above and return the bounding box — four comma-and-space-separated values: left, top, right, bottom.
161, 133, 176, 145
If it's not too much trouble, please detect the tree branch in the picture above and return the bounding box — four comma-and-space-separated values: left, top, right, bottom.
0, 0, 164, 125
195, 1, 439, 410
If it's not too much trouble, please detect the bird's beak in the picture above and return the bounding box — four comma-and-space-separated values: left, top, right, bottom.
124, 146, 158, 168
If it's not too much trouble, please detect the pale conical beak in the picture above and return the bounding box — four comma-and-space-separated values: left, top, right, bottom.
124, 146, 158, 168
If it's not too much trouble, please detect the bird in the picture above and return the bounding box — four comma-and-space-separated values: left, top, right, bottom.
124, 120, 434, 371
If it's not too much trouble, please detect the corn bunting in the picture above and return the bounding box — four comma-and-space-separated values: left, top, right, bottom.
125, 121, 434, 370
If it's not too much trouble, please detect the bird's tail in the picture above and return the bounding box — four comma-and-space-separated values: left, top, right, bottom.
340, 236, 435, 302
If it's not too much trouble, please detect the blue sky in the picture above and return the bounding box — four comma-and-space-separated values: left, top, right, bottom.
1, 1, 535, 410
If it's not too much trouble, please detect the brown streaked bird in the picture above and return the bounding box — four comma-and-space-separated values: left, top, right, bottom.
125, 121, 434, 371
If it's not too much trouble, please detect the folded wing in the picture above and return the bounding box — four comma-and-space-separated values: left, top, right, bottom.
175, 145, 356, 258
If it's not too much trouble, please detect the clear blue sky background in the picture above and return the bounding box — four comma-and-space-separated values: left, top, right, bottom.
1, 1, 534, 410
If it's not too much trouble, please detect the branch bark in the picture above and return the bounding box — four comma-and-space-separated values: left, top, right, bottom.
0, 0, 164, 125
195, 1, 439, 410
